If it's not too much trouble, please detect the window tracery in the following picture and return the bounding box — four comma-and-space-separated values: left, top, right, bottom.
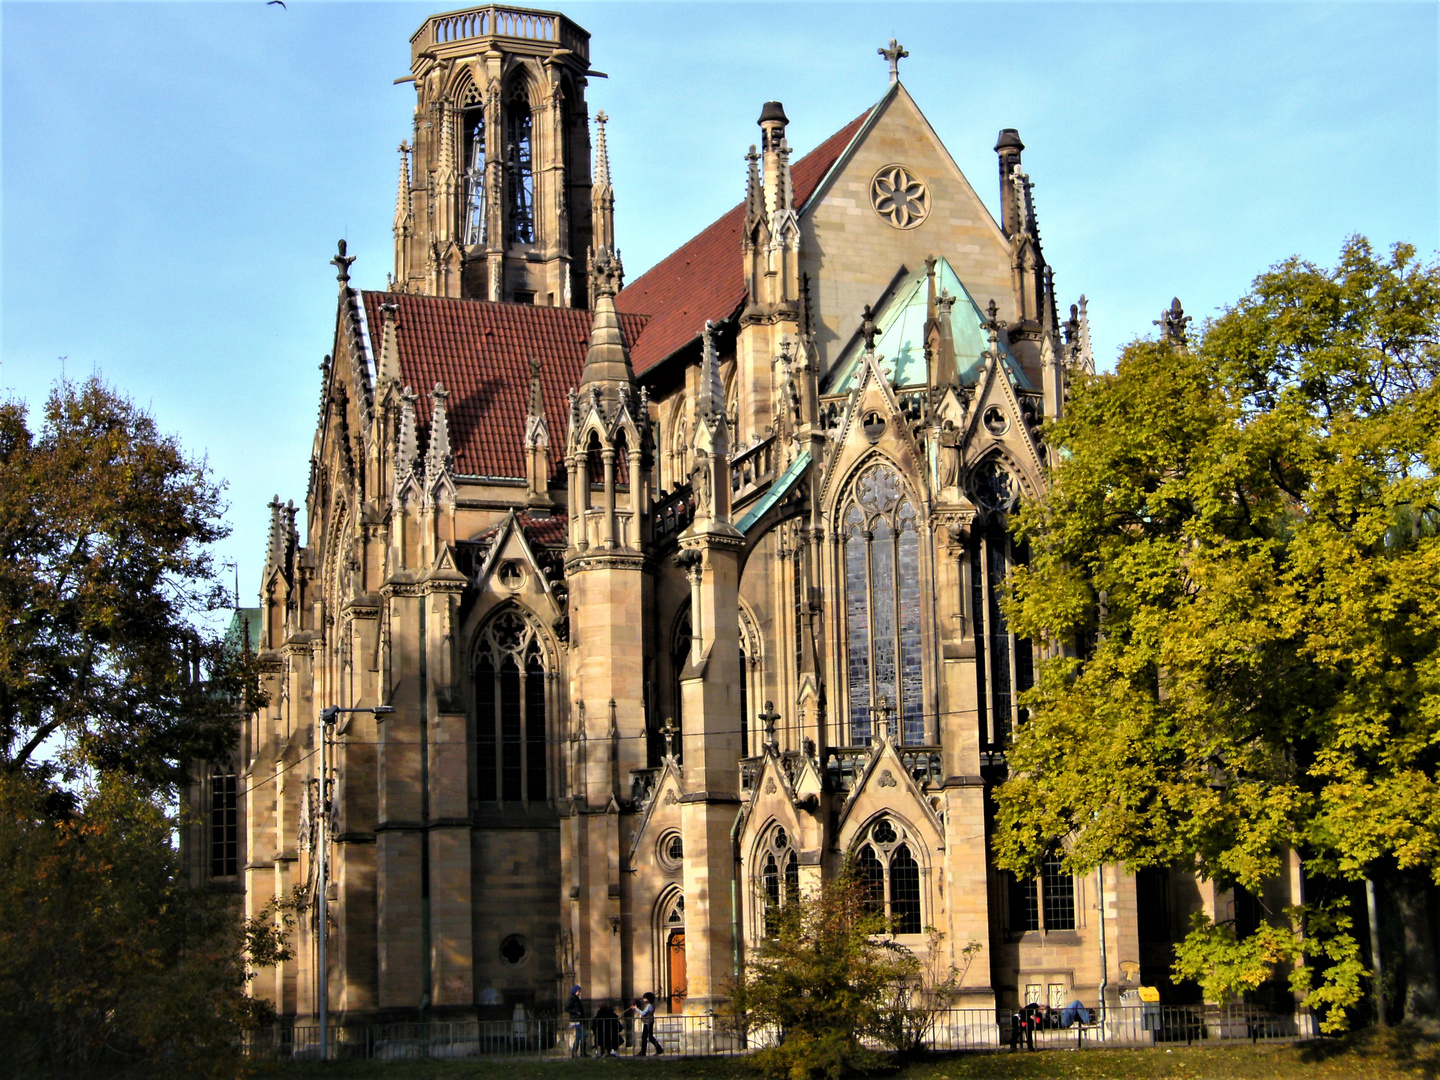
474, 606, 549, 802
756, 824, 800, 937
852, 816, 922, 934
462, 105, 487, 246
842, 462, 925, 745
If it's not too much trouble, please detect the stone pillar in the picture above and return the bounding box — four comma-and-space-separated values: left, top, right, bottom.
677, 532, 745, 1013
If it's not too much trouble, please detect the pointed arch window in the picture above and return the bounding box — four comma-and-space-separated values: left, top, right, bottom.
505, 83, 535, 244
474, 607, 549, 802
462, 93, 487, 246
842, 462, 926, 745
969, 458, 1033, 748
852, 817, 923, 934
756, 824, 800, 938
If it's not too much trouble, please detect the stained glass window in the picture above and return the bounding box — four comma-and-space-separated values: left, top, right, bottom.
844, 507, 871, 744
475, 607, 548, 803
857, 845, 885, 914
890, 845, 922, 933
842, 464, 926, 745
757, 824, 801, 939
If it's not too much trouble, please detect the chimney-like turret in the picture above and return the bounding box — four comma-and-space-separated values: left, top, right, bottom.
995, 128, 1024, 237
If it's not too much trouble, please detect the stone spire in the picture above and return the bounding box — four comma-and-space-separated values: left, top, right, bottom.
394, 142, 412, 233
579, 248, 633, 394
697, 320, 725, 424
396, 386, 419, 480
744, 145, 763, 233
525, 358, 549, 449
591, 111, 614, 255
424, 382, 452, 482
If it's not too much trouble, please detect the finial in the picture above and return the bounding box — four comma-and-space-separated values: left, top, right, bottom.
759, 701, 781, 752
878, 38, 909, 84
936, 289, 956, 317
661, 717, 678, 761
698, 320, 724, 422
331, 239, 356, 284
1156, 297, 1192, 346
592, 111, 612, 185
861, 304, 878, 352
873, 696, 895, 741
528, 358, 544, 417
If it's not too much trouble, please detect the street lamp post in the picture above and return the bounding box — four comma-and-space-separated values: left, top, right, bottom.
316, 704, 393, 1060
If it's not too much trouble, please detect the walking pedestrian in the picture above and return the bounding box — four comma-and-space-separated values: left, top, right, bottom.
637, 992, 665, 1056
566, 984, 590, 1058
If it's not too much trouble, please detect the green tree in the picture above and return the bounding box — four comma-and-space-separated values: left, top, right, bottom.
0, 377, 256, 793
737, 870, 912, 1079
0, 771, 298, 1079
995, 238, 1440, 1029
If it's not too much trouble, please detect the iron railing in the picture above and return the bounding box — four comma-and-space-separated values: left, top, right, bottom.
243, 1004, 1311, 1062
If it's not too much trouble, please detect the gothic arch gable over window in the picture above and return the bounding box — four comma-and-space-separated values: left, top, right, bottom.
838, 459, 927, 746
472, 604, 553, 803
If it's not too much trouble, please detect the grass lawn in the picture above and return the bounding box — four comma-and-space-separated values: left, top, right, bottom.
253, 1027, 1440, 1080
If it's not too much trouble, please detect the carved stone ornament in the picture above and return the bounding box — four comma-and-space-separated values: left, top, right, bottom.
878, 768, 898, 788
765, 778, 777, 795
857, 463, 905, 515
663, 790, 679, 805
870, 165, 930, 230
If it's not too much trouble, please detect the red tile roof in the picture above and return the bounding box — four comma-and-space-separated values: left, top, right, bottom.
517, 512, 567, 549
361, 292, 649, 480
616, 108, 873, 374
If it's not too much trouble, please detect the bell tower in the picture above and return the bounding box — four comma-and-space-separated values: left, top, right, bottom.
393, 6, 597, 306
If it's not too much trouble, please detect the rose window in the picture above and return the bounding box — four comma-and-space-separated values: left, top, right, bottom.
870, 165, 930, 229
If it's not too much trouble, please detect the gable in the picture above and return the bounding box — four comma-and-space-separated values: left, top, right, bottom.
615, 108, 874, 376
800, 85, 1014, 374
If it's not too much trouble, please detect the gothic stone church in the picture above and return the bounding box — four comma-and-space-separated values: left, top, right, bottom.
235, 4, 1236, 1026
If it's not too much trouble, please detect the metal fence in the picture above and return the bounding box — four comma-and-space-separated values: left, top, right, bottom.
243, 1004, 1312, 1063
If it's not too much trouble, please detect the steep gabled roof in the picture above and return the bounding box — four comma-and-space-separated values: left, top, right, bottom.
615, 107, 874, 375
360, 291, 649, 480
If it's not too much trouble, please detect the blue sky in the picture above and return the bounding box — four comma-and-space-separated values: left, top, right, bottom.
3, 1, 1437, 604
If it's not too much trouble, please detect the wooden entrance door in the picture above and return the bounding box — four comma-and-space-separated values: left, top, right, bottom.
667, 929, 687, 1013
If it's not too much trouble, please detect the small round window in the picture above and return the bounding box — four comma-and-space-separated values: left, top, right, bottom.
500, 934, 528, 965
498, 561, 526, 589
657, 829, 684, 872
982, 407, 1009, 436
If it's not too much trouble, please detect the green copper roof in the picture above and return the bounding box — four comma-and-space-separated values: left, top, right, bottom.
826, 257, 1034, 392
737, 451, 812, 534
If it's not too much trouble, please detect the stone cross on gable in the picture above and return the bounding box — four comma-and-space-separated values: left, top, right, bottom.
759, 700, 782, 752
879, 38, 909, 85
594, 110, 608, 126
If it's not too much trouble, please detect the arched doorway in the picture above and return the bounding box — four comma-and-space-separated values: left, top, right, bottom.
660, 892, 686, 1013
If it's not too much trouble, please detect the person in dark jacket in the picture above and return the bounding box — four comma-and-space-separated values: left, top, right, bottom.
594, 1002, 622, 1057
566, 985, 590, 1057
